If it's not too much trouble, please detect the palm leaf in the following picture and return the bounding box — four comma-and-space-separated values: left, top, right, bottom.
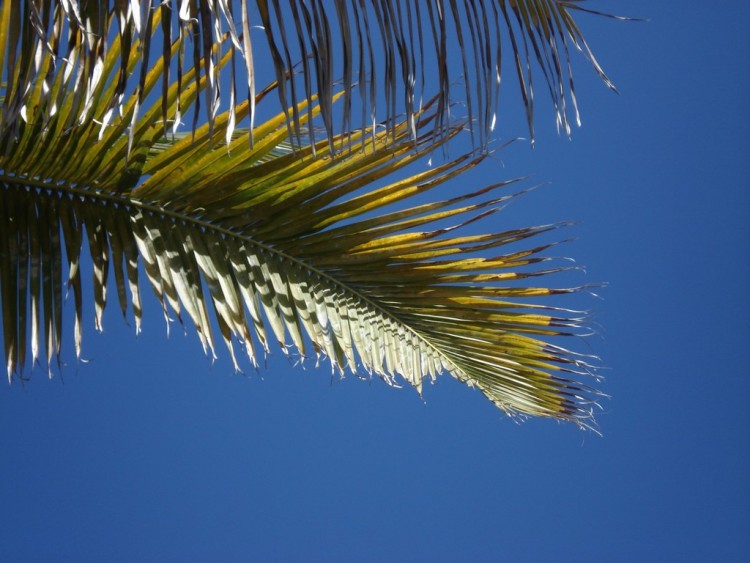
0, 0, 622, 151
0, 2, 606, 427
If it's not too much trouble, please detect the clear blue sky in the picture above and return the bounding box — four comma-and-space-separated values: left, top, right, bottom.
2, 2, 749, 561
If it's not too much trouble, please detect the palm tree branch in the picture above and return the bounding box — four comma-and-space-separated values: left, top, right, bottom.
1, 1, 620, 151
0, 1, 611, 427
0, 91, 600, 425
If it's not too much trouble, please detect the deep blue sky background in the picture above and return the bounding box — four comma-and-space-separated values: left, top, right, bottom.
2, 2, 749, 561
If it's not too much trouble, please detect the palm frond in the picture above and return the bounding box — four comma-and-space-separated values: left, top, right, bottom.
0, 7, 601, 426
0, 0, 621, 151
